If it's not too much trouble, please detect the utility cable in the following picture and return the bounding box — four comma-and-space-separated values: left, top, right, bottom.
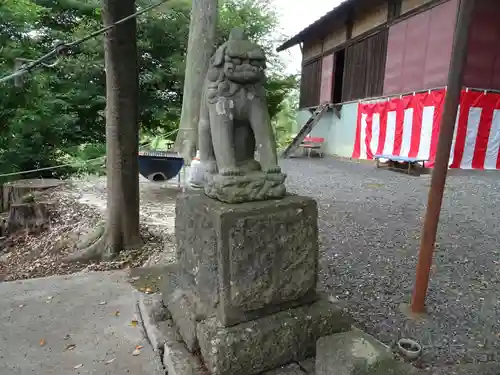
0, 0, 171, 84
0, 156, 105, 178
0, 130, 179, 178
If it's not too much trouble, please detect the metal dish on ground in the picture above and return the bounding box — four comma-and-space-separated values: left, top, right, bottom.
397, 338, 422, 361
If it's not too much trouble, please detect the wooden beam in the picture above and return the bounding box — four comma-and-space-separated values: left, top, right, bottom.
346, 10, 354, 39
388, 0, 402, 20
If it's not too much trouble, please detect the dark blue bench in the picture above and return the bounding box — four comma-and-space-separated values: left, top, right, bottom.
374, 154, 428, 174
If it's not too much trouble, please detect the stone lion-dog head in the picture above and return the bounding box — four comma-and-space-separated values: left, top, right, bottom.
207, 28, 267, 93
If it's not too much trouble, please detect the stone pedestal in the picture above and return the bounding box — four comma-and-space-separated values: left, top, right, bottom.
162, 192, 352, 375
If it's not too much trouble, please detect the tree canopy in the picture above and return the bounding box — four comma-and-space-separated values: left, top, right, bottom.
0, 0, 297, 179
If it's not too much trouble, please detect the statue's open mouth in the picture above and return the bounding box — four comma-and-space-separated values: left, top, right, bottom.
225, 64, 262, 84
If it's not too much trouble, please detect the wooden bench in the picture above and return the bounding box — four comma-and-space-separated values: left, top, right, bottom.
300, 136, 325, 157
374, 154, 428, 175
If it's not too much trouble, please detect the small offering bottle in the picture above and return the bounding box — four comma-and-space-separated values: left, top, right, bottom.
189, 150, 204, 189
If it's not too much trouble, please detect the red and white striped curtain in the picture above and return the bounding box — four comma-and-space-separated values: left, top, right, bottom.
352, 89, 500, 169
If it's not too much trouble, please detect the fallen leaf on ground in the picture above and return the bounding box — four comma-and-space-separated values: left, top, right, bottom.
74, 364, 83, 369
114, 311, 120, 316
65, 344, 76, 351
39, 339, 46, 347
132, 348, 141, 356
139, 287, 145, 292
0, 179, 176, 282
145, 287, 153, 294
130, 320, 138, 327
105, 358, 116, 365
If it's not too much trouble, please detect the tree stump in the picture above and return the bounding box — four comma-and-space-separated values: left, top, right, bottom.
1, 179, 65, 212
0, 212, 7, 238
7, 202, 50, 234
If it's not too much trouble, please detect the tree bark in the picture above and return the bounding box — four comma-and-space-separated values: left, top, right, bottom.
66, 0, 142, 263
174, 0, 218, 164
103, 0, 142, 256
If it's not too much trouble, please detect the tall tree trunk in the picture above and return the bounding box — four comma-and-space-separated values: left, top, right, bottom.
174, 0, 218, 164
103, 0, 142, 255
65, 0, 141, 263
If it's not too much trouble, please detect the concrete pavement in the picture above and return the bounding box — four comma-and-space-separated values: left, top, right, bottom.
0, 271, 163, 375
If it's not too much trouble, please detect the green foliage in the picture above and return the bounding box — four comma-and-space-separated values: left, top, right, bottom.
273, 88, 299, 150
266, 75, 297, 121
60, 143, 107, 177
218, 0, 277, 46
0, 0, 297, 179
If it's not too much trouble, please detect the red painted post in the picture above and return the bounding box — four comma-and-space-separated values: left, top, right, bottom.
411, 0, 476, 314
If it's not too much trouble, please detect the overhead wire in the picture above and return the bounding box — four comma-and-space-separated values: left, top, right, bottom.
65, 0, 171, 48
0, 0, 171, 84
0, 128, 179, 178
0, 156, 105, 178
0, 0, 180, 179
0, 1, 292, 178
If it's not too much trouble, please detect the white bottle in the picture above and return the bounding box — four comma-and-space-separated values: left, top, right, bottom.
189, 150, 204, 189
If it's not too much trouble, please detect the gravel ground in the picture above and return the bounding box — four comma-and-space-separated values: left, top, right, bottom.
281, 156, 500, 369
3, 158, 499, 369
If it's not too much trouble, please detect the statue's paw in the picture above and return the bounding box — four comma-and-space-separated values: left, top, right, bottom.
219, 167, 243, 176
262, 166, 281, 174
205, 160, 218, 174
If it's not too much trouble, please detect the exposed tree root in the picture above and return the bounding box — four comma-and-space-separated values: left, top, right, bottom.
76, 221, 106, 250
64, 222, 143, 264
64, 224, 111, 264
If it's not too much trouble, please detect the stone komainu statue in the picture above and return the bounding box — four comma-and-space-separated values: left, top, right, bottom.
197, 28, 287, 203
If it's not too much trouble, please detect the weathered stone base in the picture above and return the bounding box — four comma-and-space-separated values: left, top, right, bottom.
158, 314, 316, 375
161, 264, 351, 375
141, 307, 317, 375
159, 299, 350, 375
204, 171, 286, 203
162, 263, 320, 353
196, 300, 350, 375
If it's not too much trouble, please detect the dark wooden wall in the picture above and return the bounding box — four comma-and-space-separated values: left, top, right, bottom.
299, 59, 321, 108
383, 0, 458, 95
343, 30, 388, 101
296, 0, 457, 108
463, 0, 500, 90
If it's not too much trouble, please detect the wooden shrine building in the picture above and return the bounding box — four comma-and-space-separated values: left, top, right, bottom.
277, 0, 500, 170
